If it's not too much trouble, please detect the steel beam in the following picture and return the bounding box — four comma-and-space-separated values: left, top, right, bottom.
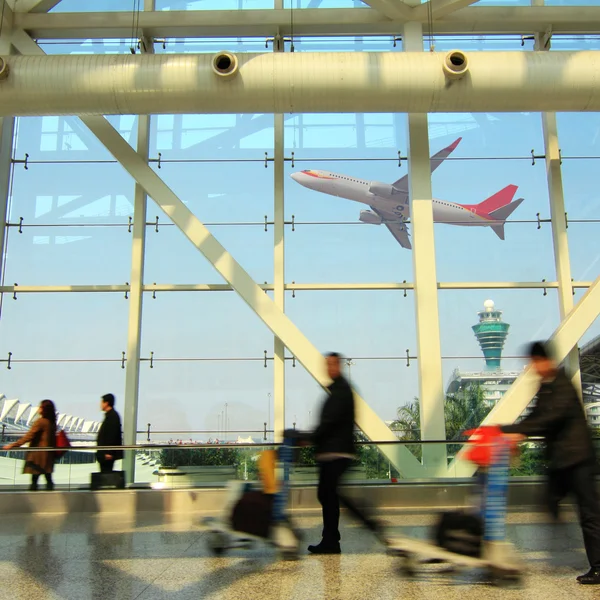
123, 2, 154, 483
450, 273, 600, 477
5, 50, 600, 115
12, 7, 600, 39
414, 0, 480, 20
361, 0, 415, 20
9, 0, 63, 12
404, 21, 447, 475
0, 281, 593, 294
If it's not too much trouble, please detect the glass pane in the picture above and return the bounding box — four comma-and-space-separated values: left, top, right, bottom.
155, 0, 275, 9
428, 116, 554, 282
285, 290, 418, 425
285, 0, 365, 7
0, 362, 125, 431
138, 361, 273, 437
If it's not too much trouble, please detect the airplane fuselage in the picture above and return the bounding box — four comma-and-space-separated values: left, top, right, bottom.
292, 171, 493, 227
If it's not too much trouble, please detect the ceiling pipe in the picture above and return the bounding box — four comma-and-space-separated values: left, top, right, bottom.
0, 51, 599, 116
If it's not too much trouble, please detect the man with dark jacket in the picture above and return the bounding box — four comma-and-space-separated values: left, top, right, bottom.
307, 353, 359, 555
501, 341, 600, 585
97, 393, 123, 473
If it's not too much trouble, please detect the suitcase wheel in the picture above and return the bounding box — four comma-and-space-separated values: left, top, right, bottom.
489, 567, 523, 587
206, 531, 228, 556
281, 549, 299, 561
399, 553, 417, 577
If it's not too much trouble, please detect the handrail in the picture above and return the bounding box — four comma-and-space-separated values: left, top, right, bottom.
0, 437, 565, 452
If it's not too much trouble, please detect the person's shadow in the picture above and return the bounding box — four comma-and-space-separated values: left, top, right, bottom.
323, 555, 342, 599
15, 533, 65, 591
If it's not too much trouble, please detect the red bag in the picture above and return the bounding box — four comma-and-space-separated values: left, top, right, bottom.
463, 425, 505, 467
55, 429, 71, 460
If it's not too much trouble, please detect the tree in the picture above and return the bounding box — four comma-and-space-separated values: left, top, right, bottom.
391, 386, 553, 476
391, 398, 422, 459
355, 432, 394, 479
445, 385, 491, 440
391, 385, 492, 461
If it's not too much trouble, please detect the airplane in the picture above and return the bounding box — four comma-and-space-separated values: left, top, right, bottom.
290, 137, 524, 250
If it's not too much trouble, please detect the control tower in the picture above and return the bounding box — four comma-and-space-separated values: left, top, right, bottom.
446, 299, 518, 407
471, 299, 510, 371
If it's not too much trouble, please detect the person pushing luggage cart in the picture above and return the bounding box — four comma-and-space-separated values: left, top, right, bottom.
388, 425, 524, 586
500, 341, 600, 586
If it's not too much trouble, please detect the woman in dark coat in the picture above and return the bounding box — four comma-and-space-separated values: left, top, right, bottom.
3, 399, 57, 490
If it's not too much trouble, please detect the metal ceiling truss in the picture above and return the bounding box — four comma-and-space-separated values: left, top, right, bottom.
9, 7, 600, 40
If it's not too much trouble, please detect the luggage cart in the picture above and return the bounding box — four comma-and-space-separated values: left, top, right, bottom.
387, 428, 524, 585
201, 433, 303, 560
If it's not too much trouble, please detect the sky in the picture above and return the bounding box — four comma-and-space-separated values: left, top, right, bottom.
0, 3, 599, 441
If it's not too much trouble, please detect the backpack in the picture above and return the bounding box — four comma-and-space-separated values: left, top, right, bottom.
55, 429, 71, 460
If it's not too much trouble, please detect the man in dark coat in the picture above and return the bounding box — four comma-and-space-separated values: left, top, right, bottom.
501, 341, 600, 585
308, 352, 378, 555
97, 393, 123, 473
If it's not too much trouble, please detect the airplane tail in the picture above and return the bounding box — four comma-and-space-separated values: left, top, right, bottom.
488, 197, 525, 240
476, 184, 518, 214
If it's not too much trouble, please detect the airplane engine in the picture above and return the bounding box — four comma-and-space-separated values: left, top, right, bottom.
368, 182, 400, 199
359, 210, 383, 225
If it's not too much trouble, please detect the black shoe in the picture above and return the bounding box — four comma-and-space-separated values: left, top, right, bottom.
307, 542, 341, 555
45, 483, 54, 491
577, 569, 600, 585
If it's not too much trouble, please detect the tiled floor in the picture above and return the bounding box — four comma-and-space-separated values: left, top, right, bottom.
0, 509, 598, 600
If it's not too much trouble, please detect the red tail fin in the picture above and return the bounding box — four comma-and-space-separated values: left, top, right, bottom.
476, 185, 518, 214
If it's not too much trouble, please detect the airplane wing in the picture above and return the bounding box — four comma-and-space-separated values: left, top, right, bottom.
385, 221, 412, 249
372, 206, 412, 249
392, 137, 462, 190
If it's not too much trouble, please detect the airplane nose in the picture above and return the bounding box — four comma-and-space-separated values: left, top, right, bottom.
290, 172, 302, 182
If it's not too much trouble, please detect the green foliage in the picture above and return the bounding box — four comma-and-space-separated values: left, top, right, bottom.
390, 399, 422, 460
509, 443, 546, 477
391, 385, 553, 476
355, 432, 393, 479
445, 385, 491, 439
391, 385, 494, 461
160, 445, 239, 468
236, 448, 260, 480
298, 445, 317, 466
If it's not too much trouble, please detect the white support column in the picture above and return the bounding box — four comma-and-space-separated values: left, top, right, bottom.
0, 35, 15, 304
271, 0, 286, 448
533, 17, 581, 394
450, 273, 600, 476
123, 0, 154, 483
404, 19, 447, 474
272, 0, 285, 443
273, 114, 285, 442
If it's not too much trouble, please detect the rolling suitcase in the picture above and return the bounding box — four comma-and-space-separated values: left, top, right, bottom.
91, 471, 125, 490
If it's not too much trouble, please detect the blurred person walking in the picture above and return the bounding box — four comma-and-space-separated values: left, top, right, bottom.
307, 352, 382, 555
501, 341, 600, 585
96, 394, 123, 473
3, 399, 57, 491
